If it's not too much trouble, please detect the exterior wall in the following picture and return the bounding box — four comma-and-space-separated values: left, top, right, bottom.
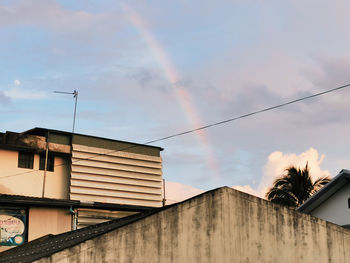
70, 144, 163, 207
76, 208, 137, 229
72, 134, 161, 157
0, 149, 70, 199
28, 207, 71, 241
35, 188, 350, 263
310, 184, 350, 226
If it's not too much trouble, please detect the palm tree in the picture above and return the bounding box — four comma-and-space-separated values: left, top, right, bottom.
265, 164, 331, 208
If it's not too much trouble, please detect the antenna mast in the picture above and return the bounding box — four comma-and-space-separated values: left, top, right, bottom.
54, 90, 79, 133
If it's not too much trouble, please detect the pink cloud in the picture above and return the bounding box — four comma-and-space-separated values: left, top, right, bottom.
232, 185, 261, 198
164, 181, 204, 205
259, 147, 331, 196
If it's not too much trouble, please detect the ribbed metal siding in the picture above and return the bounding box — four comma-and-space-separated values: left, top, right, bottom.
76, 208, 137, 229
70, 144, 163, 207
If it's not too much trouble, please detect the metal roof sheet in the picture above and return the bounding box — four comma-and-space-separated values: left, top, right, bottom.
0, 194, 157, 212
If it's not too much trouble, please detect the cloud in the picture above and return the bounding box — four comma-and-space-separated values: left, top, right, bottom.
308, 55, 350, 88
1, 0, 349, 195
232, 185, 261, 198
231, 148, 331, 199
0, 91, 11, 105
129, 68, 171, 93
0, 0, 101, 31
222, 84, 284, 116
4, 88, 47, 100
259, 148, 331, 196
280, 55, 350, 127
164, 181, 204, 205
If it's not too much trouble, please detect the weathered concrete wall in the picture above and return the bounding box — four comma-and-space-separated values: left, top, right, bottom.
35, 187, 350, 263
2, 132, 46, 150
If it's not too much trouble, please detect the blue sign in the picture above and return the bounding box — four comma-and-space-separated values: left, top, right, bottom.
0, 208, 27, 246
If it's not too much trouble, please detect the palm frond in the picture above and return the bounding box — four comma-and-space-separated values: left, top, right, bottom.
311, 176, 331, 194
265, 163, 331, 208
266, 187, 298, 207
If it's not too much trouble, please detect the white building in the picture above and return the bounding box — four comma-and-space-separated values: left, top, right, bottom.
298, 169, 350, 229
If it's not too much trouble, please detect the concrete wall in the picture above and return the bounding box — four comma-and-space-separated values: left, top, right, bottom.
28, 207, 72, 241
35, 187, 350, 263
310, 184, 350, 226
0, 149, 70, 199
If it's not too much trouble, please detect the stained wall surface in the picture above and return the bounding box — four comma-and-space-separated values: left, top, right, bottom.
35, 187, 350, 263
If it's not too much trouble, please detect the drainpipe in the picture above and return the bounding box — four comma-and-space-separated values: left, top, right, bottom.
42, 131, 50, 198
162, 179, 166, 206
70, 207, 78, 230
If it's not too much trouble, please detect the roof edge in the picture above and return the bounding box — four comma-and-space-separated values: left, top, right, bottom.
0, 194, 157, 211
297, 169, 350, 213
22, 127, 164, 151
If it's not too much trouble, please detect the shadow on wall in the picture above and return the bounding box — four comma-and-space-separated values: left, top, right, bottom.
0, 184, 12, 195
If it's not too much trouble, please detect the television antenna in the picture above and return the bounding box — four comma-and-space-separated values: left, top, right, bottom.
54, 90, 79, 133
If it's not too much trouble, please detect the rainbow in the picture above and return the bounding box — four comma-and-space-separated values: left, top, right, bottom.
123, 5, 220, 178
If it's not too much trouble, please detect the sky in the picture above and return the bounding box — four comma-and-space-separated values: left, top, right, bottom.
1, 0, 350, 201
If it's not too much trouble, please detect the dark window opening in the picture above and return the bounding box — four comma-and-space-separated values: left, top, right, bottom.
18, 152, 34, 169
39, 153, 55, 172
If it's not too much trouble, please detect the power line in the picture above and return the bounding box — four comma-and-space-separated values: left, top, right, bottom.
144, 83, 350, 144
1, 83, 350, 180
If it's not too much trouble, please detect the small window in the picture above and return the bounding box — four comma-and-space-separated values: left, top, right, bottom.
18, 152, 34, 169
39, 153, 55, 172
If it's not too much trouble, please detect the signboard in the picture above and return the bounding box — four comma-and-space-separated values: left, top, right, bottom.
0, 208, 27, 246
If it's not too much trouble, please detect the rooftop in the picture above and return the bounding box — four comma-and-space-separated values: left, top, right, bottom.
0, 127, 163, 157
24, 127, 164, 151
297, 169, 350, 213
0, 194, 157, 212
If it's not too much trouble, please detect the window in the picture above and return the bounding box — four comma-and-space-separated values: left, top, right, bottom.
39, 153, 55, 172
18, 152, 34, 169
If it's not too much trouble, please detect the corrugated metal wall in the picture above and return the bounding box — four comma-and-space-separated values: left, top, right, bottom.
70, 144, 163, 207
76, 208, 137, 229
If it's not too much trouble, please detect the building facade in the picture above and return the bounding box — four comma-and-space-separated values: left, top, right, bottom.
0, 128, 163, 250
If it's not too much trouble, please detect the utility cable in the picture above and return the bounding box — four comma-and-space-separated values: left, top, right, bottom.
1, 83, 350, 180
145, 83, 350, 144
